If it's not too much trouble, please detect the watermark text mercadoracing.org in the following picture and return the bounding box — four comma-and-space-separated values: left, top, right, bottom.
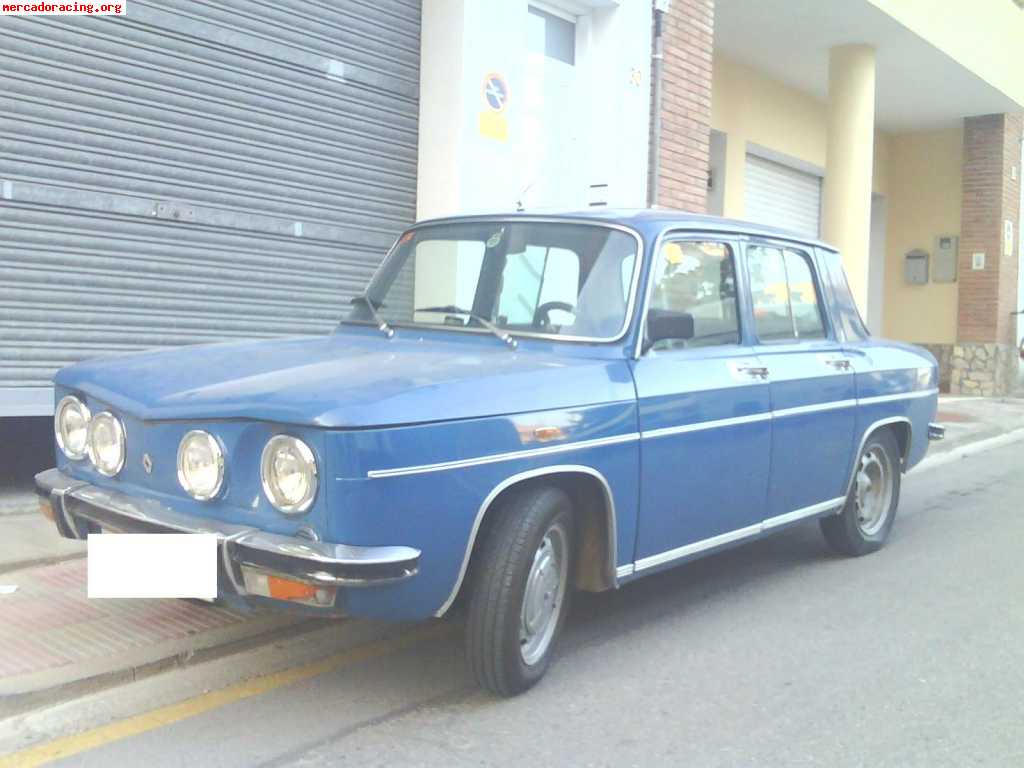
2, 2, 125, 13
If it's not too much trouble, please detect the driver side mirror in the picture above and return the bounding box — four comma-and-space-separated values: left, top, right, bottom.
643, 309, 695, 353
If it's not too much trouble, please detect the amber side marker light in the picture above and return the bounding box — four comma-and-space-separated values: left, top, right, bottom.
242, 568, 335, 606
39, 497, 56, 523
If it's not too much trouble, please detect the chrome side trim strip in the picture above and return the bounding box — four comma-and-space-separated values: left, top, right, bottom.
367, 432, 639, 479
639, 397, 861, 440
634, 523, 763, 572
761, 496, 845, 530
616, 563, 635, 579
772, 399, 858, 419
434, 464, 619, 617
858, 388, 938, 406
641, 412, 771, 440
368, 391, 933, 479
631, 496, 845, 574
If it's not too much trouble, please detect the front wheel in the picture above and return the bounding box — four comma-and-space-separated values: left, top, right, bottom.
820, 428, 901, 556
465, 486, 575, 696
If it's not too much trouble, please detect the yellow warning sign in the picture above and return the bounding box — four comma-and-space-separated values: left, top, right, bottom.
478, 110, 508, 142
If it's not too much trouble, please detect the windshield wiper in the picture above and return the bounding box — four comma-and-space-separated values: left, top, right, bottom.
414, 305, 518, 349
350, 294, 394, 339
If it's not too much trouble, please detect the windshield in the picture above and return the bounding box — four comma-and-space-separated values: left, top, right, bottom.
347, 221, 641, 342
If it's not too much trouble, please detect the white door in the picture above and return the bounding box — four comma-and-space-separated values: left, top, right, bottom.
520, 5, 583, 209
744, 154, 822, 239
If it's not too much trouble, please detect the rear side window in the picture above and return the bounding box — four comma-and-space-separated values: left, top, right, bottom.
819, 249, 869, 341
747, 245, 826, 342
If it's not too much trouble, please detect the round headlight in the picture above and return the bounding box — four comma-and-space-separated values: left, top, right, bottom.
260, 436, 318, 514
55, 396, 91, 460
177, 430, 225, 500
87, 411, 126, 477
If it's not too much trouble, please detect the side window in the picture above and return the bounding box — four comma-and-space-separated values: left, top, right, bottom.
820, 249, 869, 340
649, 240, 739, 350
748, 245, 826, 342
784, 249, 826, 339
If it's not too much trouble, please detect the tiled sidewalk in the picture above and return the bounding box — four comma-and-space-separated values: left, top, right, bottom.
0, 560, 247, 679
0, 558, 305, 710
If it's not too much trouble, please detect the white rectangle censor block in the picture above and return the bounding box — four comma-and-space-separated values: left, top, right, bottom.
88, 534, 217, 599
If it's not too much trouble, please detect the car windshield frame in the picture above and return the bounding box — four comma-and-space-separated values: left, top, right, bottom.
343, 217, 646, 345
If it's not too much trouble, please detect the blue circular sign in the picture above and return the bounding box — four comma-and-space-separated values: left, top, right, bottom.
483, 73, 509, 113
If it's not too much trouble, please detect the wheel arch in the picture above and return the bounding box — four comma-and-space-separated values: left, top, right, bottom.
434, 464, 619, 617
843, 417, 912, 499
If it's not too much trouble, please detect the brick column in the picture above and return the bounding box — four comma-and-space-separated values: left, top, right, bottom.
950, 113, 1023, 396
651, 0, 714, 212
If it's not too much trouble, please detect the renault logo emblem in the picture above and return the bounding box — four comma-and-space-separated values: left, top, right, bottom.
142, 453, 153, 474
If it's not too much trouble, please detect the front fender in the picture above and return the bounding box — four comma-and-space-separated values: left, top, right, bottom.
323, 402, 640, 620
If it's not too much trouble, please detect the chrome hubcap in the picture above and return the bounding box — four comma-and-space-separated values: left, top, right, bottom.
855, 446, 893, 536
520, 522, 568, 666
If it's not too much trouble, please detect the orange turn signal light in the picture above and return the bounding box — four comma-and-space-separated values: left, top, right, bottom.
266, 575, 318, 602
39, 498, 56, 523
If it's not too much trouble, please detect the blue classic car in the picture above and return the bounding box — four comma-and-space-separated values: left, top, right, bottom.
37, 210, 943, 695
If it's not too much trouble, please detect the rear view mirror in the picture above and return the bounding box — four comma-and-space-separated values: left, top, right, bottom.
644, 309, 694, 353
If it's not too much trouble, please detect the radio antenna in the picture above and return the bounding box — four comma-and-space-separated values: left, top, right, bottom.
515, 180, 535, 212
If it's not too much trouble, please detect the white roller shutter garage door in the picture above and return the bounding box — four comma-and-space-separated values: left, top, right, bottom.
744, 154, 822, 239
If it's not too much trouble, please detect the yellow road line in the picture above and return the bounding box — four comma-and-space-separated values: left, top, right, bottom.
0, 622, 455, 768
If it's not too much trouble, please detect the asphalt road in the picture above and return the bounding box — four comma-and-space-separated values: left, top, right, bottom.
10, 440, 1024, 767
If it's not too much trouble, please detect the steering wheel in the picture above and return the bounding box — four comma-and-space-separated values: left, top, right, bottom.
532, 301, 576, 330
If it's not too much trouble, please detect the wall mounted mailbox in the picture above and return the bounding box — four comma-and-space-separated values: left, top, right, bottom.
904, 249, 929, 285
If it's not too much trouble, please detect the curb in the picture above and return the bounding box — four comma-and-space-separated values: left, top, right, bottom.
911, 427, 1024, 474
0, 550, 85, 578
0, 616, 329, 719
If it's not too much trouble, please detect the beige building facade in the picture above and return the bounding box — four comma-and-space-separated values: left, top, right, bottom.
654, 0, 1024, 394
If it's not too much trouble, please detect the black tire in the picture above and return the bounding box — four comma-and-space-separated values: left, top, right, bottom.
820, 428, 902, 557
465, 485, 575, 697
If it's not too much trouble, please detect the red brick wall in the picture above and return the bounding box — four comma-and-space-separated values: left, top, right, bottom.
957, 113, 1023, 345
651, 0, 715, 212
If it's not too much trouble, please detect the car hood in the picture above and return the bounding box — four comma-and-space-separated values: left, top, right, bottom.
55, 329, 635, 428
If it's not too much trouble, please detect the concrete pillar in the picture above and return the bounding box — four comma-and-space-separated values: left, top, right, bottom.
822, 45, 876, 316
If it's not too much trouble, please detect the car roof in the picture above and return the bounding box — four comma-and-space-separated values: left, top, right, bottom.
413, 208, 837, 252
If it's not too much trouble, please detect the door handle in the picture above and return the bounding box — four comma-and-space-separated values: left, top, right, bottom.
737, 365, 770, 380
824, 358, 852, 371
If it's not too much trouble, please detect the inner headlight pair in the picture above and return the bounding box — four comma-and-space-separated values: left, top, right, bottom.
179, 431, 317, 514
55, 396, 125, 477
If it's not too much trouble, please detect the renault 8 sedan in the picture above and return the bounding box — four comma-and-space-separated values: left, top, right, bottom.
36, 210, 943, 696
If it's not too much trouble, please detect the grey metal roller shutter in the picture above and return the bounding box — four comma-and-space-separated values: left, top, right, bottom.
744, 154, 821, 240
0, 0, 420, 416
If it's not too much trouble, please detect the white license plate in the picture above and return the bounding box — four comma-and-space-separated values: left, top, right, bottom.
87, 533, 218, 599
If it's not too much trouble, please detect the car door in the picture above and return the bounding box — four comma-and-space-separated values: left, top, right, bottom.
744, 242, 857, 524
629, 236, 772, 575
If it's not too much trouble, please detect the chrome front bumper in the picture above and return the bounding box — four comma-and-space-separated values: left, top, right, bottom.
34, 468, 420, 600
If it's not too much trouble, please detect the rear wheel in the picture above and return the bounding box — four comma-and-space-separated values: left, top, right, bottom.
820, 428, 901, 556
465, 485, 574, 696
